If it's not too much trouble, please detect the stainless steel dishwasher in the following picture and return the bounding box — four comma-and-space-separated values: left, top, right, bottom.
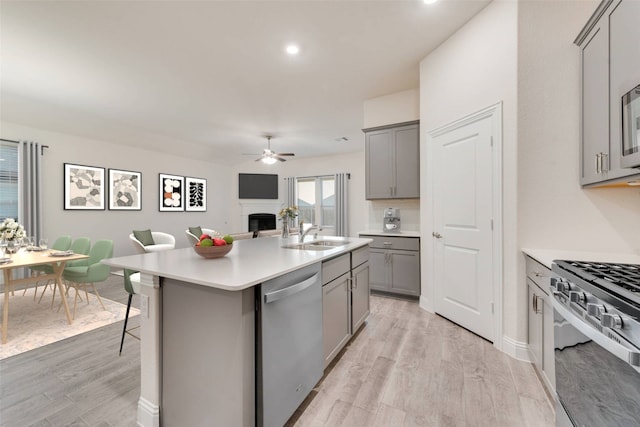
256, 263, 323, 427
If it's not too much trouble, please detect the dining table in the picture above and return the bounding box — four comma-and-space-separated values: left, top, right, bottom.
0, 249, 89, 344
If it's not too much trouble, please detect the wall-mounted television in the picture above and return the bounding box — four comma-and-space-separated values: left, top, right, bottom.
238, 173, 278, 199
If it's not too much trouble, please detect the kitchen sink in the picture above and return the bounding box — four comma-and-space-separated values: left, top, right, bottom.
282, 239, 351, 251
282, 243, 335, 251
306, 240, 350, 247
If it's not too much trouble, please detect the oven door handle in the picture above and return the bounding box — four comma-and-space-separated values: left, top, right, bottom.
551, 294, 640, 368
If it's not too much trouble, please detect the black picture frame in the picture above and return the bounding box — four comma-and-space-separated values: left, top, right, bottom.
108, 168, 142, 211
185, 176, 207, 212
159, 173, 184, 212
64, 163, 105, 210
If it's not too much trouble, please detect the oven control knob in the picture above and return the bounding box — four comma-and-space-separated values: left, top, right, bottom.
587, 303, 606, 317
560, 281, 574, 293
569, 291, 587, 304
601, 313, 623, 329
550, 277, 568, 292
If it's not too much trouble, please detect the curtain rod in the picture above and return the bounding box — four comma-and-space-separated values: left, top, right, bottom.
1, 138, 50, 155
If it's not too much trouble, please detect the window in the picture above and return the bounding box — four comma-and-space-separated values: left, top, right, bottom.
0, 141, 18, 221
296, 175, 336, 234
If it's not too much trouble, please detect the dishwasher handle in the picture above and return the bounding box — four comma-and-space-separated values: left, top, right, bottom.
264, 272, 319, 304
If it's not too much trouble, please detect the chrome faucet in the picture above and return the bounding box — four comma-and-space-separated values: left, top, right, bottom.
299, 225, 321, 242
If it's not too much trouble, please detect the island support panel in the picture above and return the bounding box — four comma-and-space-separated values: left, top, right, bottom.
161, 278, 255, 427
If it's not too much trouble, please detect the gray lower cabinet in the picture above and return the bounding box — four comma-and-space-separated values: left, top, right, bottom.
364, 121, 420, 199
322, 271, 351, 369
525, 255, 555, 394
364, 235, 420, 298
322, 246, 371, 368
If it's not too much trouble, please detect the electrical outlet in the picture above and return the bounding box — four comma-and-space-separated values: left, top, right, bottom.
141, 294, 149, 318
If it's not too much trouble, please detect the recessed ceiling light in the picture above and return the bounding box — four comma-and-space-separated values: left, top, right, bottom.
286, 45, 299, 55
423, 0, 439, 4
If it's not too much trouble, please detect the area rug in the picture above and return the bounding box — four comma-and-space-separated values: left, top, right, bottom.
0, 287, 139, 360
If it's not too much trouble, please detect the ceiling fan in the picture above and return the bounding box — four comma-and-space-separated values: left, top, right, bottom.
249, 136, 295, 164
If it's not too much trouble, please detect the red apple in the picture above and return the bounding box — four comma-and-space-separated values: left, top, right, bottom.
199, 233, 211, 241
213, 238, 227, 246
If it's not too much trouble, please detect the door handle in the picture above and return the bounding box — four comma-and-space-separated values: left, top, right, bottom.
601, 152, 609, 172
432, 232, 443, 239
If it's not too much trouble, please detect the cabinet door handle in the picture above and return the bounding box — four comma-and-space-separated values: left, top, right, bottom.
389, 186, 393, 196
595, 153, 600, 174
432, 232, 442, 239
383, 242, 393, 246
601, 153, 609, 172
532, 294, 543, 314
534, 272, 543, 278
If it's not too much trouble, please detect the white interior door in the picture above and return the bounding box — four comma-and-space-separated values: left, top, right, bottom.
431, 109, 497, 342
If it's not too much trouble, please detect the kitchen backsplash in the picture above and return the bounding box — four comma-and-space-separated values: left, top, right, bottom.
368, 199, 420, 232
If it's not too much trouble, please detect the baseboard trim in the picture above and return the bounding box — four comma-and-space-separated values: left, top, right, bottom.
419, 295, 434, 312
502, 335, 531, 362
137, 396, 160, 427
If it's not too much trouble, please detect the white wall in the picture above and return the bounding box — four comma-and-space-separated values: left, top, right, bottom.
517, 0, 640, 254
419, 0, 519, 342
363, 89, 420, 129
230, 150, 367, 237
1, 121, 233, 258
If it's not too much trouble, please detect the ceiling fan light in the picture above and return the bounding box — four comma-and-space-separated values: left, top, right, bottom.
261, 156, 277, 165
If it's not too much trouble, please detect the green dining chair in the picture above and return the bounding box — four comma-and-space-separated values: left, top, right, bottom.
119, 268, 141, 355
40, 237, 91, 306
27, 235, 71, 300
62, 239, 113, 319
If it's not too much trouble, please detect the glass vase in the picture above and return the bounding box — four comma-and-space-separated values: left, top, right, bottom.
281, 219, 290, 239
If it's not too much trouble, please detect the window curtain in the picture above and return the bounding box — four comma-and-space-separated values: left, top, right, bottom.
335, 173, 349, 237
285, 176, 296, 227
19, 141, 44, 241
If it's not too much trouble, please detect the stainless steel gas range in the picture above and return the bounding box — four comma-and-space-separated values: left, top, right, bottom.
551, 260, 640, 427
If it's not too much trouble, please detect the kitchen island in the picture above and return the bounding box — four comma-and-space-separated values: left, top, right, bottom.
102, 235, 371, 427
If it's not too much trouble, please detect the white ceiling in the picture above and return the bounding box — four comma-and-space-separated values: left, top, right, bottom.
0, 0, 490, 165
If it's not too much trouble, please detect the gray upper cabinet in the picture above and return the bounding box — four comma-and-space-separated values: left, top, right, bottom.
580, 12, 610, 185
364, 121, 420, 199
577, 0, 640, 186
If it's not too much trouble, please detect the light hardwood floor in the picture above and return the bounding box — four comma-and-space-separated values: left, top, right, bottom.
0, 276, 554, 426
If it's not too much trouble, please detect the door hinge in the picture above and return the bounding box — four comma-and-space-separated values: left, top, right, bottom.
491, 302, 494, 314
490, 136, 494, 147
490, 219, 494, 231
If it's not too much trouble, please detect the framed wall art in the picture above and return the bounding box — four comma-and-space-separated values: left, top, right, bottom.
108, 168, 142, 210
64, 163, 105, 210
185, 176, 207, 211
159, 173, 184, 211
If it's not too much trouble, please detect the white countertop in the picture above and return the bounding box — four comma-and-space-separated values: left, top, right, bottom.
358, 229, 421, 238
522, 248, 640, 270
103, 235, 371, 291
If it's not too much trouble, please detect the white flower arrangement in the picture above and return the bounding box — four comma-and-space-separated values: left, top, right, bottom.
278, 206, 298, 220
0, 218, 26, 241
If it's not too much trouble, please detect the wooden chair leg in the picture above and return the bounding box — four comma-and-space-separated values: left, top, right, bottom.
72, 286, 79, 320
91, 283, 106, 310
119, 293, 133, 356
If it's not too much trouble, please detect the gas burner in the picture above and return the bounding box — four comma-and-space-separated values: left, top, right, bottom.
555, 260, 640, 309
